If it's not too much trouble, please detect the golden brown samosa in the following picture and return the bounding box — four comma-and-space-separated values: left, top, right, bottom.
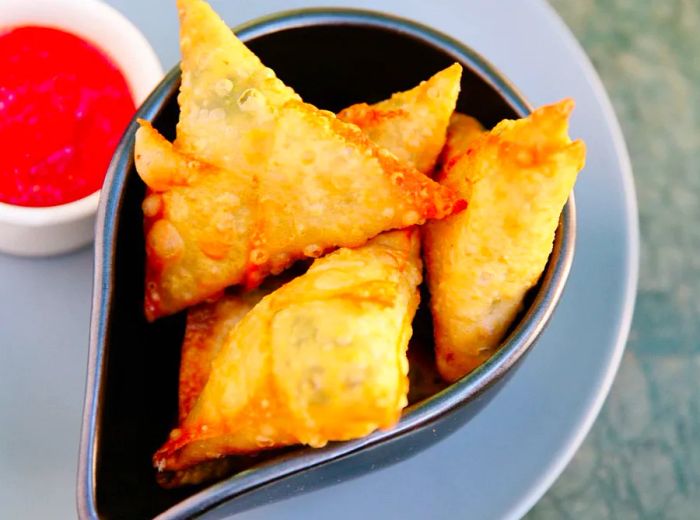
338, 63, 462, 175
153, 230, 422, 474
423, 100, 586, 382
137, 0, 464, 320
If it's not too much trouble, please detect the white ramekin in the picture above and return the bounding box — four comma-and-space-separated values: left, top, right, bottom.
0, 0, 163, 256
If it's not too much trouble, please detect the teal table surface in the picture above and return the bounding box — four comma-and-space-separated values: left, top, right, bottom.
530, 1, 700, 518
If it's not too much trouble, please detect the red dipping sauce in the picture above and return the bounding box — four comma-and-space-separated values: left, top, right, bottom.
0, 26, 136, 207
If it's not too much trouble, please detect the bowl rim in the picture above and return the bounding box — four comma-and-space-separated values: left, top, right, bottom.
0, 0, 163, 224
78, 7, 576, 519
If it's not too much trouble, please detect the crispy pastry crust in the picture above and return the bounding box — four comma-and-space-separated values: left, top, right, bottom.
338, 63, 462, 175
154, 230, 422, 474
423, 100, 586, 382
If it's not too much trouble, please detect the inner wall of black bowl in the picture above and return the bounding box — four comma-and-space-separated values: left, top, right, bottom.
246, 24, 517, 125
96, 22, 520, 519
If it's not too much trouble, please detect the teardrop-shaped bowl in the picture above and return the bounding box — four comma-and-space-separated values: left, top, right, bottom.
78, 9, 576, 519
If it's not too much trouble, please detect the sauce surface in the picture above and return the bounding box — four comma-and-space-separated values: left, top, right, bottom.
0, 26, 136, 207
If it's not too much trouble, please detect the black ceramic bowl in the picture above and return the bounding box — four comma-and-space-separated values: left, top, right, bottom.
78, 9, 575, 520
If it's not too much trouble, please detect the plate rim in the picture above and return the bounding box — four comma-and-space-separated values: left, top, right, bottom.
504, 2, 640, 518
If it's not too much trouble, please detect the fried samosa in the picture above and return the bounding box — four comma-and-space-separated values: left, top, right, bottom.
154, 229, 422, 474
338, 63, 462, 175
423, 100, 586, 382
137, 0, 464, 320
